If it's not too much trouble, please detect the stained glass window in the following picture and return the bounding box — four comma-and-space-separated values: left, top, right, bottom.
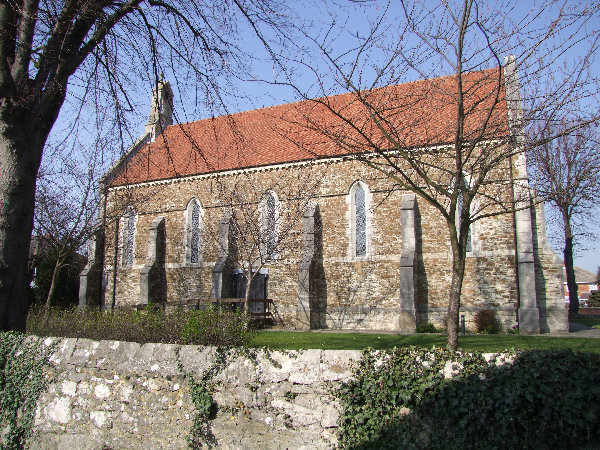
124, 209, 135, 266
355, 185, 366, 256
266, 193, 277, 256
190, 201, 200, 263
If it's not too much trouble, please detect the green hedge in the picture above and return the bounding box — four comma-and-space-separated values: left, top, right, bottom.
26, 306, 255, 346
336, 347, 600, 449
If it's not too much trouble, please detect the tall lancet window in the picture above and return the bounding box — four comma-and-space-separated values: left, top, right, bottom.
455, 183, 472, 252
185, 199, 203, 264
191, 202, 201, 263
266, 193, 277, 255
355, 184, 367, 256
261, 191, 279, 259
123, 207, 136, 267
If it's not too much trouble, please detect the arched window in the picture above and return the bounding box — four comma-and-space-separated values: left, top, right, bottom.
122, 207, 136, 267
185, 198, 203, 264
355, 185, 367, 256
261, 191, 279, 258
349, 181, 370, 258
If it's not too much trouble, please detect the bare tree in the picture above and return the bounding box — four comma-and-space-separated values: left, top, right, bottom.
33, 189, 93, 319
0, 1, 293, 331
272, 0, 599, 349
527, 121, 600, 317
208, 166, 322, 314
32, 137, 106, 320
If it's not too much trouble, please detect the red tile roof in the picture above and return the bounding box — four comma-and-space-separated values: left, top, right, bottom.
108, 68, 509, 186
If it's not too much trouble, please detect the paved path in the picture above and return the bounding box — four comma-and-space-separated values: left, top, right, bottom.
567, 321, 600, 337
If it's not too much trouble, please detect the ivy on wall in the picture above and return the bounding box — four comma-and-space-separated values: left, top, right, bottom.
0, 333, 53, 449
335, 347, 600, 449
175, 346, 267, 448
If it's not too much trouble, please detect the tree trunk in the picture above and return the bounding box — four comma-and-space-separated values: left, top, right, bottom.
446, 251, 467, 352
0, 108, 47, 331
563, 217, 579, 317
244, 273, 252, 315
446, 216, 468, 352
43, 255, 64, 324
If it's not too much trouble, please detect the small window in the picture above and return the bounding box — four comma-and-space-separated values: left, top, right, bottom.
123, 207, 136, 266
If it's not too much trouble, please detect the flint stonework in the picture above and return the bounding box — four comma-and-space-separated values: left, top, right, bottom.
87, 65, 568, 334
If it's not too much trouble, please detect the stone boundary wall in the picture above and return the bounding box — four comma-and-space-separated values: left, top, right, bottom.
27, 338, 361, 449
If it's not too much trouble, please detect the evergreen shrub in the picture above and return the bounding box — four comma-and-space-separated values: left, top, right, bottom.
474, 309, 501, 334
416, 322, 439, 333
335, 347, 600, 449
588, 290, 600, 307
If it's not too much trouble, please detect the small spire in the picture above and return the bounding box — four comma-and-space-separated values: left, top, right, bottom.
145, 77, 173, 141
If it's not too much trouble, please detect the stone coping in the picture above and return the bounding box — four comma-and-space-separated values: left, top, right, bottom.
37, 336, 363, 384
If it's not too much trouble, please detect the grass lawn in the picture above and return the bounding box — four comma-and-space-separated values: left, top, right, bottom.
249, 331, 600, 353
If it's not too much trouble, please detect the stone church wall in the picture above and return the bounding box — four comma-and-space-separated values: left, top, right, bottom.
92, 156, 566, 333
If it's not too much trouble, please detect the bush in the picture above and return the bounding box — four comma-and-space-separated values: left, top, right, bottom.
474, 309, 501, 334
416, 322, 439, 333
588, 290, 600, 307
181, 307, 254, 346
335, 347, 600, 449
26, 306, 255, 346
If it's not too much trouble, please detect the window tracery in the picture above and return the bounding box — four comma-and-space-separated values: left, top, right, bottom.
185, 199, 203, 264
349, 181, 370, 258
355, 185, 367, 256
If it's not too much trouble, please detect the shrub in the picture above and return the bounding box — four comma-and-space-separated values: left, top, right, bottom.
26, 305, 255, 346
474, 309, 501, 334
588, 290, 600, 307
181, 307, 254, 346
416, 322, 439, 333
335, 347, 600, 449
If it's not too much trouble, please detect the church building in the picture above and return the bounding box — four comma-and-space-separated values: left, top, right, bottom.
79, 60, 568, 334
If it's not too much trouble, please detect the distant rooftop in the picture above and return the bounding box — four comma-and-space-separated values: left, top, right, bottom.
563, 264, 597, 284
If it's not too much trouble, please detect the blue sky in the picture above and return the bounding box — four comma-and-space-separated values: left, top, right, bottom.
229, 1, 600, 274
46, 0, 599, 274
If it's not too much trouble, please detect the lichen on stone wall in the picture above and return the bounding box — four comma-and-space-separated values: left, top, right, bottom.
25, 337, 362, 449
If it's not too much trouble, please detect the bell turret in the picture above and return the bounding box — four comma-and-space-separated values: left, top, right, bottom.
145, 74, 173, 141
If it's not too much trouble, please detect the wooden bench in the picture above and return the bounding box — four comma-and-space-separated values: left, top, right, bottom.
196, 298, 274, 321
